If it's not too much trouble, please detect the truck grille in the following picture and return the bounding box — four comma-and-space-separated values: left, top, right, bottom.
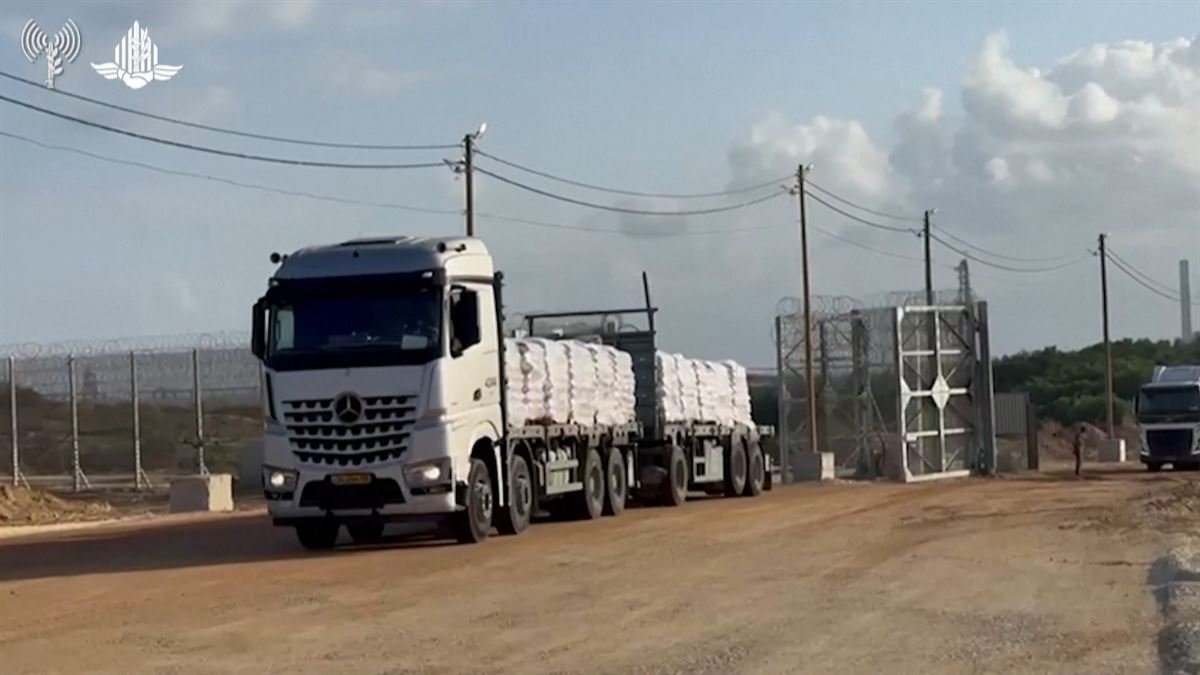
283, 396, 416, 467
1146, 429, 1195, 458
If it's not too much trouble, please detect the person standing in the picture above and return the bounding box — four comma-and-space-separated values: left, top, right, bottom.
1073, 424, 1086, 476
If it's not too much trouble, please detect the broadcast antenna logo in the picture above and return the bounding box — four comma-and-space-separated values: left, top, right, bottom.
20, 19, 81, 89
91, 20, 182, 90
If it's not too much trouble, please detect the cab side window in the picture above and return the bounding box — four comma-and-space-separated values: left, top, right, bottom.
448, 286, 480, 357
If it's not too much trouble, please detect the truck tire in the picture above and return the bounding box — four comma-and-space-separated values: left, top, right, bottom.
575, 448, 605, 520
496, 454, 532, 536
347, 521, 385, 544
453, 458, 493, 544
724, 441, 747, 497
295, 521, 339, 551
743, 443, 765, 497
660, 444, 688, 507
603, 449, 627, 517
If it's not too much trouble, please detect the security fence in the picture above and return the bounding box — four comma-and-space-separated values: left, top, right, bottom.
0, 334, 262, 490
774, 289, 997, 482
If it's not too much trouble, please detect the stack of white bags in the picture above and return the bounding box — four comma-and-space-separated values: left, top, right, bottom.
655, 351, 754, 427
504, 340, 752, 428
504, 338, 636, 426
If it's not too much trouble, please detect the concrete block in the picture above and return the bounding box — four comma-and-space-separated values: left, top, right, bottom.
169, 474, 234, 513
791, 452, 835, 482
1098, 438, 1126, 463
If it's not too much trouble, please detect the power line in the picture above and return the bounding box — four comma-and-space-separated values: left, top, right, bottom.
1105, 251, 1192, 304
929, 233, 1089, 273
804, 180, 922, 222
811, 222, 948, 266
475, 149, 791, 199
1106, 247, 1190, 297
477, 212, 787, 236
0, 70, 458, 150
0, 130, 464, 215
804, 190, 917, 233
2, 128, 787, 238
0, 94, 447, 170
474, 166, 787, 216
932, 223, 1077, 263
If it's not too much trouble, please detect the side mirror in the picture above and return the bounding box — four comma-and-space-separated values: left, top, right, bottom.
251, 299, 266, 359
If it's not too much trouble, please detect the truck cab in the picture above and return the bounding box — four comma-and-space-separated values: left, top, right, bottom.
251, 237, 511, 548
1135, 365, 1200, 471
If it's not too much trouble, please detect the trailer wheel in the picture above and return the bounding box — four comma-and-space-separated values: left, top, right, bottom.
724, 441, 747, 497
660, 445, 688, 507
575, 448, 605, 519
347, 521, 385, 544
743, 443, 765, 497
295, 521, 339, 551
496, 454, 532, 535
453, 458, 493, 544
603, 449, 627, 517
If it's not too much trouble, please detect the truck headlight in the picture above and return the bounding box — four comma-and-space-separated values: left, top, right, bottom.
403, 458, 452, 487
263, 466, 298, 492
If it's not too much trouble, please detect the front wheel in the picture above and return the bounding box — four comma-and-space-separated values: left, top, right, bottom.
295, 521, 339, 550
496, 454, 532, 536
453, 458, 494, 544
1146, 462, 1163, 473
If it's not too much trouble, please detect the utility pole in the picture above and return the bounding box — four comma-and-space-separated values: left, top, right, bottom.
795, 164, 819, 457
463, 133, 475, 237
923, 209, 935, 305
1098, 233, 1114, 438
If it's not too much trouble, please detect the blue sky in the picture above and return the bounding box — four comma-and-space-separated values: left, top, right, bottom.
0, 1, 1197, 364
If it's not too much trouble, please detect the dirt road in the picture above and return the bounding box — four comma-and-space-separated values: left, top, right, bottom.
0, 466, 1195, 675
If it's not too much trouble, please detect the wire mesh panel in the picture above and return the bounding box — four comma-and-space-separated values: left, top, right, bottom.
73, 352, 134, 480
198, 348, 263, 476
13, 355, 73, 480
136, 350, 201, 474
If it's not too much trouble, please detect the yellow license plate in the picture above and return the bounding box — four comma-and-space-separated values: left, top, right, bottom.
330, 473, 372, 486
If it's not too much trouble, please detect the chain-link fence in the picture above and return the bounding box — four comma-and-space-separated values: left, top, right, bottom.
0, 334, 263, 490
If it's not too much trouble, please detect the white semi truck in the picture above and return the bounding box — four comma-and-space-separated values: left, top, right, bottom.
251, 236, 772, 549
1135, 365, 1200, 472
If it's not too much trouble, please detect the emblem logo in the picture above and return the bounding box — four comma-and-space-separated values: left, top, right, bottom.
333, 393, 365, 424
20, 19, 81, 89
91, 20, 181, 90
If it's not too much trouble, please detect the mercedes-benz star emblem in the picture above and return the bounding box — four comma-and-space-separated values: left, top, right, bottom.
333, 392, 364, 424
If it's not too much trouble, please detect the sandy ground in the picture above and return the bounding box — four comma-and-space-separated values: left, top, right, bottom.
0, 464, 1196, 675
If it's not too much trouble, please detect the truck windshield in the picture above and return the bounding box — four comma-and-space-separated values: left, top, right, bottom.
266, 287, 441, 370
1137, 386, 1200, 418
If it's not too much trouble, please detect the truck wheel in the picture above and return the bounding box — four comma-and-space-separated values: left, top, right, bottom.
743, 443, 765, 497
295, 521, 339, 550
1146, 462, 1163, 473
496, 454, 532, 536
603, 449, 627, 517
347, 521, 385, 544
575, 448, 605, 520
453, 458, 493, 544
724, 442, 747, 497
660, 445, 687, 507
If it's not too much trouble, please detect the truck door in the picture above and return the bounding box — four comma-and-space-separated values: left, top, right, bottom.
446, 283, 501, 422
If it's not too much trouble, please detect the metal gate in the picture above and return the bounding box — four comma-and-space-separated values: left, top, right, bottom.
893, 303, 996, 481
